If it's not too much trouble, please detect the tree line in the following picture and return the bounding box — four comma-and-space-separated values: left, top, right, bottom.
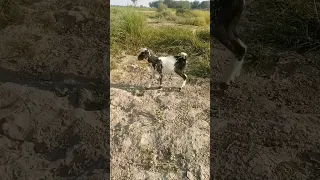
149, 0, 210, 10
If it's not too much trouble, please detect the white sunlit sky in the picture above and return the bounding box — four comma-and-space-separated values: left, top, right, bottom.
110, 0, 205, 7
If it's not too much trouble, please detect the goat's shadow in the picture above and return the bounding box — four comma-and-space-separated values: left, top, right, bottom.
110, 83, 181, 96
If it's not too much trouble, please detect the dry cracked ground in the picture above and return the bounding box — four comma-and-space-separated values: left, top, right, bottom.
110, 55, 210, 179
0, 0, 109, 179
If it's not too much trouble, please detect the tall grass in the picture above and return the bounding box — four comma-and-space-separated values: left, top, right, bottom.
110, 7, 210, 78
110, 8, 147, 54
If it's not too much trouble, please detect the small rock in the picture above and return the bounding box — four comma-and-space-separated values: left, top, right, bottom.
55, 87, 69, 97
34, 142, 49, 153
62, 14, 76, 27
283, 124, 291, 134
187, 171, 195, 180
134, 89, 144, 96
308, 152, 320, 164
140, 133, 154, 149
1, 111, 33, 141
64, 3, 73, 10
68, 11, 86, 23
78, 88, 94, 108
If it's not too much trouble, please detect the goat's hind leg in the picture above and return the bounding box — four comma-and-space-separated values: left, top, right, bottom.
212, 24, 237, 89
212, 0, 247, 90
224, 34, 247, 84
233, 37, 246, 78
174, 70, 187, 91
156, 63, 164, 90
230, 22, 247, 78
213, 25, 246, 90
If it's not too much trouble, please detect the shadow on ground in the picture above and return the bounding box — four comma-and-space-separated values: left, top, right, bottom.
0, 67, 108, 111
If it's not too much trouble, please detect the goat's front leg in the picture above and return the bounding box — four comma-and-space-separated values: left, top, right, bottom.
158, 74, 163, 89
147, 64, 156, 89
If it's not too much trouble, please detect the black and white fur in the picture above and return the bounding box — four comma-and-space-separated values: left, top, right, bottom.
211, 0, 247, 90
137, 48, 188, 91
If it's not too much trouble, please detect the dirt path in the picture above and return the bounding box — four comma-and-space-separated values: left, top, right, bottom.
211, 42, 320, 179
110, 55, 210, 179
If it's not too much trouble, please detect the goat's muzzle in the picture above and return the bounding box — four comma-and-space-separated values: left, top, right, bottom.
138, 55, 144, 61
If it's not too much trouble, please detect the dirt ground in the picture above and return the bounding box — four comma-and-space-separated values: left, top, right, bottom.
110, 55, 210, 179
0, 0, 109, 179
211, 11, 320, 180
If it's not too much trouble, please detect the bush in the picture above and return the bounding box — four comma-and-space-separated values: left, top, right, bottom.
176, 8, 192, 17
175, 9, 209, 26
153, 10, 177, 21
157, 2, 168, 12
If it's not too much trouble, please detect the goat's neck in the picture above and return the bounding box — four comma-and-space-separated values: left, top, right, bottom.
147, 54, 159, 66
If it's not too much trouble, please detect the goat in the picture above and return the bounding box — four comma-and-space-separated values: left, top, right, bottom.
211, 0, 247, 90
137, 48, 188, 91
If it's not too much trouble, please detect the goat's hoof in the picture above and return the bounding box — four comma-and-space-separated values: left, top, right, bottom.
219, 83, 229, 90
178, 88, 182, 91
158, 86, 162, 90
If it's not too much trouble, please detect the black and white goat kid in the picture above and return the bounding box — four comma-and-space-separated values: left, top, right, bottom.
137, 48, 188, 91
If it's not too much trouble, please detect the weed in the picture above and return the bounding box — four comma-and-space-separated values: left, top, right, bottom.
0, 0, 24, 29
251, 0, 320, 52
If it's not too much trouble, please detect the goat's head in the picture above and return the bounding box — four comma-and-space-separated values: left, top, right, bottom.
138, 48, 150, 61
178, 52, 188, 59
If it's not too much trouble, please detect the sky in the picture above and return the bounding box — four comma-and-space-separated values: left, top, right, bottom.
110, 0, 204, 7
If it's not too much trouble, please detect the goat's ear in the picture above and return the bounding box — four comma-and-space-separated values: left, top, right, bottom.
140, 48, 148, 53
179, 52, 187, 58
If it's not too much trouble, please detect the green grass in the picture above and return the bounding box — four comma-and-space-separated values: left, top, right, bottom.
111, 7, 210, 78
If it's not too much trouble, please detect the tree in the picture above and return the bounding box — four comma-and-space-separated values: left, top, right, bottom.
163, 0, 175, 8
131, 0, 137, 7
158, 2, 168, 12
149, 1, 161, 8
200, 1, 210, 9
191, 1, 200, 9
175, 1, 190, 9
